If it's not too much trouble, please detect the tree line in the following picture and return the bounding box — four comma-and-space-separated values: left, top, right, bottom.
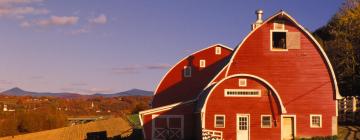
314, 0, 360, 96
0, 95, 151, 137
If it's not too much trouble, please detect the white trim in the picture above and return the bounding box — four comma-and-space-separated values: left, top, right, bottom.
214, 114, 225, 128
310, 114, 322, 128
238, 78, 247, 87
224, 89, 261, 97
151, 114, 184, 140
261, 115, 272, 128
200, 59, 206, 68
139, 100, 196, 116
201, 74, 287, 128
270, 30, 289, 51
236, 114, 250, 140
281, 114, 297, 140
201, 74, 287, 113
225, 10, 341, 100
152, 44, 233, 106
183, 66, 192, 77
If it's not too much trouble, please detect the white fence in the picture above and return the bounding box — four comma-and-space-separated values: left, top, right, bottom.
202, 129, 223, 140
338, 96, 360, 123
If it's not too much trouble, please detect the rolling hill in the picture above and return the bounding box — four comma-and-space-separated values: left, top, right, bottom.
0, 87, 153, 98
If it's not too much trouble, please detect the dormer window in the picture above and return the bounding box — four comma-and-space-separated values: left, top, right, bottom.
183, 66, 192, 77
215, 47, 221, 55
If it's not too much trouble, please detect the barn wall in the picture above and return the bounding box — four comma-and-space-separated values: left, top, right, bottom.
226, 17, 336, 137
152, 45, 232, 107
205, 77, 282, 140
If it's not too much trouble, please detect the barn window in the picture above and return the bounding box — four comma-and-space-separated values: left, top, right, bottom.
261, 115, 272, 128
215, 47, 221, 55
273, 20, 285, 30
199, 60, 206, 68
272, 31, 287, 50
183, 66, 191, 77
238, 79, 247, 87
310, 114, 322, 128
214, 115, 225, 128
224, 89, 261, 97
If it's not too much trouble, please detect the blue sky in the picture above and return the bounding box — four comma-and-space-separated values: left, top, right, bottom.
0, 0, 343, 94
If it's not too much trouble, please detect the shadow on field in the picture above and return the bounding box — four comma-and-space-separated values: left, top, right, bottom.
85, 128, 143, 140
341, 125, 360, 140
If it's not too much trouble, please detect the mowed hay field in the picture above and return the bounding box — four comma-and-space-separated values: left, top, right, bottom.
0, 117, 132, 140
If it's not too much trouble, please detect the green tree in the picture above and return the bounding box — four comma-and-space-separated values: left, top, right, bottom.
314, 0, 360, 96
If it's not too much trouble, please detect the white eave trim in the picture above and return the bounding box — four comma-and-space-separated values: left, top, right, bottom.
201, 73, 287, 114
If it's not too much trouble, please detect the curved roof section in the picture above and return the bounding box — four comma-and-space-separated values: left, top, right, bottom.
225, 10, 341, 99
152, 44, 233, 107
197, 73, 287, 113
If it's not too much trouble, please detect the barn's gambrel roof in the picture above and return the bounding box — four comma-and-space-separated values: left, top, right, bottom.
225, 10, 341, 99
151, 44, 233, 107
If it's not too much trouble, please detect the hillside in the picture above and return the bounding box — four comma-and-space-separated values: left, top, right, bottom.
0, 117, 132, 140
0, 87, 153, 98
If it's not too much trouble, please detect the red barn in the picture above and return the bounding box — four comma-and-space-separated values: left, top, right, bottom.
139, 10, 341, 140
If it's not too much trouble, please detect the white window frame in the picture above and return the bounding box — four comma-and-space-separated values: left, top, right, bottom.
215, 47, 221, 55
183, 66, 191, 77
261, 115, 272, 128
199, 59, 206, 68
214, 114, 225, 128
238, 79, 247, 87
224, 89, 261, 97
310, 114, 322, 128
270, 30, 289, 52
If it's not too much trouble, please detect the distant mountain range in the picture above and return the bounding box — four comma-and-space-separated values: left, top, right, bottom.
0, 87, 153, 98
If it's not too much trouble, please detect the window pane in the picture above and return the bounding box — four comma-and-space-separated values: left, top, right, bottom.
154, 118, 167, 128
262, 116, 271, 128
311, 116, 321, 127
273, 32, 286, 49
215, 116, 225, 128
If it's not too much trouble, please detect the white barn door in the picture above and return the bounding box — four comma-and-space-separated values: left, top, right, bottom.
237, 114, 250, 140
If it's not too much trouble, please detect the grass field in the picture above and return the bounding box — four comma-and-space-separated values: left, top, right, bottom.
0, 117, 132, 140
127, 114, 141, 129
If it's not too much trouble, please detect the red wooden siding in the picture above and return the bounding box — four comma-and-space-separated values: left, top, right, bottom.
226, 16, 336, 137
204, 76, 282, 140
152, 45, 232, 107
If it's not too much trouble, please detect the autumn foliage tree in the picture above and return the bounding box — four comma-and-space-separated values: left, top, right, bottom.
314, 0, 360, 96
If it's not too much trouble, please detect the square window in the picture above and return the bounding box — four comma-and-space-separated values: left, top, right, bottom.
310, 115, 322, 128
183, 66, 191, 77
199, 60, 206, 68
214, 115, 225, 128
272, 32, 287, 49
273, 20, 285, 30
215, 47, 221, 55
261, 115, 272, 128
239, 79, 247, 87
